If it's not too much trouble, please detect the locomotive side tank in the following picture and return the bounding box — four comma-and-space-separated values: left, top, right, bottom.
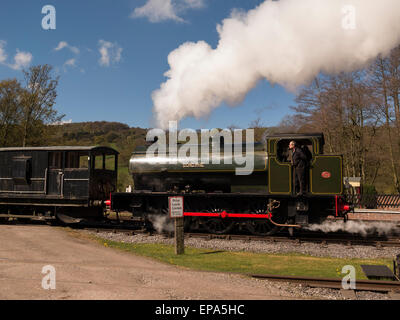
129, 142, 269, 193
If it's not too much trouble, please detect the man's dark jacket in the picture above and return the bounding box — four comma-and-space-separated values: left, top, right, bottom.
292, 148, 308, 168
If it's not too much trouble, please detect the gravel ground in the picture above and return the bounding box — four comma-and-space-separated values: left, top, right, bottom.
86, 230, 400, 300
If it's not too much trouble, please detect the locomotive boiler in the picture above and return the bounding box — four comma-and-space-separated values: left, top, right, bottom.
130, 140, 268, 193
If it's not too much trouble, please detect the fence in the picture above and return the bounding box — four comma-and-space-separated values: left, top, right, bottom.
349, 194, 400, 210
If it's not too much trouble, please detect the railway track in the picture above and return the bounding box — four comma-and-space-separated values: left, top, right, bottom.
82, 223, 400, 248
187, 232, 400, 248
249, 274, 400, 293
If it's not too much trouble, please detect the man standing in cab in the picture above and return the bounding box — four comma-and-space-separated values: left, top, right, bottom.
289, 141, 307, 196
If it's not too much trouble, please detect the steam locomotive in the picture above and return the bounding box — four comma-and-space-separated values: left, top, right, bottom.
112, 132, 352, 235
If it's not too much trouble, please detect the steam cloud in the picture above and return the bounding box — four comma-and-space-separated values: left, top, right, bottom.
148, 214, 174, 233
306, 220, 400, 237
152, 0, 400, 128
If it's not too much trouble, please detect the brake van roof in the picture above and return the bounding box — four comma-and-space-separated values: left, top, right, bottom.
0, 146, 119, 154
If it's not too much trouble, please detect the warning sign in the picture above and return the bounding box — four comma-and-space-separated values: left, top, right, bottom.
169, 196, 184, 218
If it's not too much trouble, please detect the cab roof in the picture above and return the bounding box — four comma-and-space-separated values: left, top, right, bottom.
264, 133, 325, 145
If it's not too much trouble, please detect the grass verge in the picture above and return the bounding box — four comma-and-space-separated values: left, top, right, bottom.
90, 234, 394, 280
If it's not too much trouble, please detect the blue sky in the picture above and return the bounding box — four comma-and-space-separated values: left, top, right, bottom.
0, 0, 296, 129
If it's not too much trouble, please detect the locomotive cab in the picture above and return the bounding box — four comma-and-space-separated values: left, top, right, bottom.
264, 133, 347, 227
265, 133, 342, 196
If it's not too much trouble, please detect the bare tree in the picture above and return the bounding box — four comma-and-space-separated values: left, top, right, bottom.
292, 71, 380, 184
369, 56, 400, 191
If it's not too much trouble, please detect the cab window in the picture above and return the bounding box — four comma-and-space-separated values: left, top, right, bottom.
276, 139, 313, 163
276, 140, 291, 163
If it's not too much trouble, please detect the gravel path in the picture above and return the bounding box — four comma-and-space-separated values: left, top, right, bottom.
0, 225, 295, 300
87, 230, 400, 300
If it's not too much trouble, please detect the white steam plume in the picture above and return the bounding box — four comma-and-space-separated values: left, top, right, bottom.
306, 220, 400, 237
152, 0, 400, 128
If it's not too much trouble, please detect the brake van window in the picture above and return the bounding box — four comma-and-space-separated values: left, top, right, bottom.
65, 152, 89, 169
49, 152, 62, 169
94, 155, 104, 170
105, 155, 115, 171
79, 155, 89, 168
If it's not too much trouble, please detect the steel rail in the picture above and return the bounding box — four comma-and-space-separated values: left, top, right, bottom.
249, 274, 400, 292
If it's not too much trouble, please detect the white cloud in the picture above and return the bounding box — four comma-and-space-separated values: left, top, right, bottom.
69, 46, 80, 55
0, 41, 33, 70
54, 41, 68, 51
54, 41, 80, 55
54, 41, 81, 72
63, 58, 77, 72
131, 0, 205, 23
98, 40, 122, 67
132, 0, 182, 23
64, 58, 76, 67
9, 50, 33, 70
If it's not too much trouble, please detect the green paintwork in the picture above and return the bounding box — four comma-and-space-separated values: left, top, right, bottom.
268, 157, 291, 194
268, 139, 277, 154
310, 155, 343, 195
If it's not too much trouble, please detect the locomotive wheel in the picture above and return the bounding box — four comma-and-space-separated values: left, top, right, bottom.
203, 203, 235, 234
203, 218, 235, 235
245, 201, 287, 236
245, 202, 275, 236
246, 220, 275, 236
183, 217, 193, 232
182, 201, 194, 232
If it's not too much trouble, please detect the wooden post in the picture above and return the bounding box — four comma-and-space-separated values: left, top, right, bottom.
175, 217, 184, 255
169, 196, 185, 255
